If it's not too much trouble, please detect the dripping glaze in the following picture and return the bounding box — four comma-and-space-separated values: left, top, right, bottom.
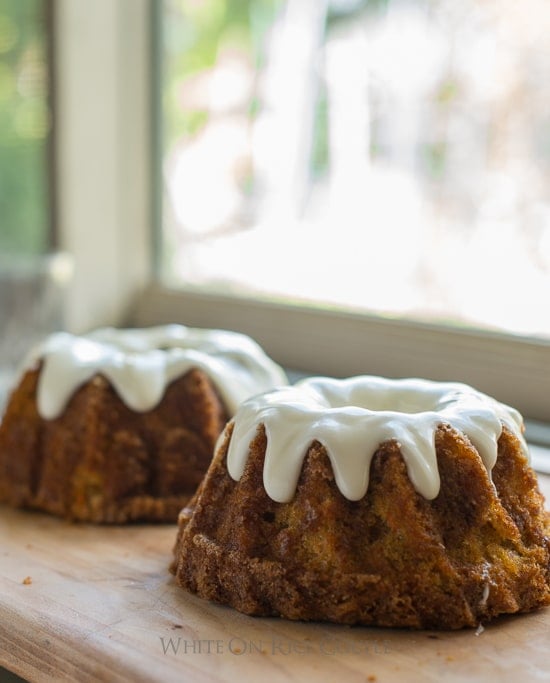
225, 375, 528, 502
25, 324, 288, 419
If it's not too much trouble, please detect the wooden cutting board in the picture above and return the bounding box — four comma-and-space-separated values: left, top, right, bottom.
1, 475, 549, 683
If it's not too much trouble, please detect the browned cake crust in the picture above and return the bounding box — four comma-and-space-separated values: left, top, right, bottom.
0, 366, 229, 523
171, 422, 550, 629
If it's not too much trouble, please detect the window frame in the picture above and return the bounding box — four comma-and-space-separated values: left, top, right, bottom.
53, 0, 550, 424
53, 0, 152, 333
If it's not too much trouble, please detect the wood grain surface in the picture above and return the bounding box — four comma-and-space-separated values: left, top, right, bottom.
1, 474, 549, 683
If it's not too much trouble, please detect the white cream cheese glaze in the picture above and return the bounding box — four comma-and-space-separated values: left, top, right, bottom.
25, 325, 288, 420
225, 375, 528, 502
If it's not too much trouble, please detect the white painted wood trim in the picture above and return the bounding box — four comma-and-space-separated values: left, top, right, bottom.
54, 0, 152, 333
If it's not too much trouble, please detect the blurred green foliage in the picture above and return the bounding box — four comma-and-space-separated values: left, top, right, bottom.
161, 0, 387, 187
0, 0, 50, 256
163, 0, 283, 148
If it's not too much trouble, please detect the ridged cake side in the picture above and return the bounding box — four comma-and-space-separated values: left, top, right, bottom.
0, 366, 228, 523
171, 423, 550, 629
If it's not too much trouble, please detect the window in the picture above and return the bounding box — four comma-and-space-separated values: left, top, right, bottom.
0, 0, 61, 393
47, 1, 550, 426
0, 0, 53, 257
158, 0, 550, 340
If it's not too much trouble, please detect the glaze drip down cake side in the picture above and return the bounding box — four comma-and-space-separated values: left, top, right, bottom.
171, 376, 550, 630
0, 325, 287, 523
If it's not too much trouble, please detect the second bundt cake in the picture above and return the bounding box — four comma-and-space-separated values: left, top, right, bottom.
171, 375, 550, 629
0, 324, 287, 523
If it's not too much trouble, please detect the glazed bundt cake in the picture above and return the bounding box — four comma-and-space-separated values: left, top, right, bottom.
171, 375, 550, 629
0, 325, 287, 523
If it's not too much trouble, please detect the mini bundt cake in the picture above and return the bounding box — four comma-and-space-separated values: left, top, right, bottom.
171, 375, 550, 629
0, 325, 287, 523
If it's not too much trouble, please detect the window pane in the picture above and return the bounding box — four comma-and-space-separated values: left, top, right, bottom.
0, 0, 52, 256
159, 0, 550, 340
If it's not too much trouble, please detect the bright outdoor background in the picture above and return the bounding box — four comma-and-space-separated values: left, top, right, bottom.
0, 0, 51, 257
1, 0, 549, 341
160, 0, 550, 340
